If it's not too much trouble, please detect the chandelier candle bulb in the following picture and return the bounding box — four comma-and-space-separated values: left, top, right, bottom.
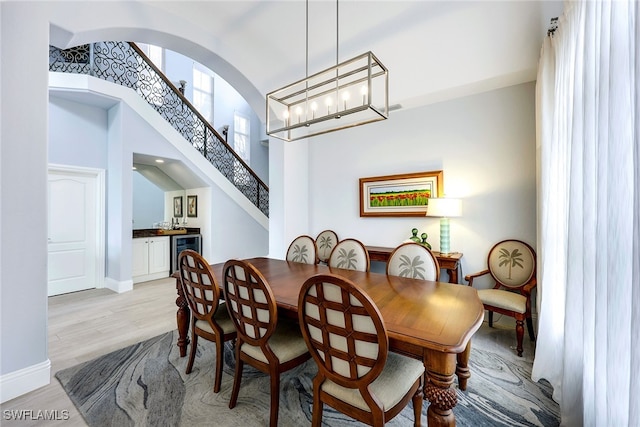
342, 91, 350, 110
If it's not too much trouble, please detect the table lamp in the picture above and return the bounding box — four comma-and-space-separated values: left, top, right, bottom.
426, 198, 462, 255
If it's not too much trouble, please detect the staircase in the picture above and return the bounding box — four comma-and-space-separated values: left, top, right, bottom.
49, 41, 269, 217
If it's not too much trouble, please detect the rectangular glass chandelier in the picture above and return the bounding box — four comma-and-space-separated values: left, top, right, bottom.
266, 51, 388, 142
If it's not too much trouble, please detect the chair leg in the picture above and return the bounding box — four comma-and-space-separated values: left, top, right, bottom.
269, 372, 280, 427
526, 317, 536, 341
488, 310, 494, 327
515, 319, 524, 357
229, 356, 243, 409
311, 382, 323, 427
213, 338, 223, 393
185, 329, 198, 374
412, 380, 423, 427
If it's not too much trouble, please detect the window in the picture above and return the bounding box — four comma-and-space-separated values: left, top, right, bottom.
193, 64, 214, 124
133, 43, 165, 106
234, 112, 250, 163
137, 43, 164, 71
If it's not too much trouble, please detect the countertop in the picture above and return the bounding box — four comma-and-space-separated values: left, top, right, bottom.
133, 228, 201, 238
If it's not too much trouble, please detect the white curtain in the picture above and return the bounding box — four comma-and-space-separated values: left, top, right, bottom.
532, 1, 639, 426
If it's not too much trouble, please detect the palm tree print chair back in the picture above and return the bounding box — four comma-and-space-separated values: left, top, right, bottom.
286, 235, 318, 264
328, 238, 370, 272
386, 242, 440, 281
315, 230, 339, 263
487, 239, 536, 288
465, 239, 537, 357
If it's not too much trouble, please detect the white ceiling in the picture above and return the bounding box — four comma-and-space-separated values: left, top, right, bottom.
144, 0, 564, 115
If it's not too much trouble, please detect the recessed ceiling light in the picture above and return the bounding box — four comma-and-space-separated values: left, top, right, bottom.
155, 159, 164, 163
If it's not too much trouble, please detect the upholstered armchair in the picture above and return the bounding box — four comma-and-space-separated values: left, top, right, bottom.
465, 239, 537, 356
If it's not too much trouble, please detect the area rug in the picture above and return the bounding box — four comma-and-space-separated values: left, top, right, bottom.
56, 330, 560, 426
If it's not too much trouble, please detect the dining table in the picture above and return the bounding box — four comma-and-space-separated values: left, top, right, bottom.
174, 257, 484, 427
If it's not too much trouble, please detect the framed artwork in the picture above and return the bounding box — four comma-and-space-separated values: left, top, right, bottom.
187, 195, 198, 218
173, 196, 183, 218
359, 170, 443, 217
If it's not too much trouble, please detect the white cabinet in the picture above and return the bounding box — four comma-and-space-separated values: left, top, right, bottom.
133, 236, 170, 283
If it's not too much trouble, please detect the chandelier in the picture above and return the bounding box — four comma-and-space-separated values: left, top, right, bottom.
266, 1, 388, 142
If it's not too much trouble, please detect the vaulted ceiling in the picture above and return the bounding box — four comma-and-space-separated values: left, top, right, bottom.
145, 1, 563, 116
48, 1, 563, 122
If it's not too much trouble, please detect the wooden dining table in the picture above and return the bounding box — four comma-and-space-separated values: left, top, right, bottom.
174, 257, 484, 427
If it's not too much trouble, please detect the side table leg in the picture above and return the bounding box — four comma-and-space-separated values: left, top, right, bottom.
449, 266, 459, 284
175, 276, 190, 357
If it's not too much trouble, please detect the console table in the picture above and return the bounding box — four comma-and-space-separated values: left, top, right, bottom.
366, 245, 463, 284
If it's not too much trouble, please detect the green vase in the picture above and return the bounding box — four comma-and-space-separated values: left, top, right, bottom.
420, 233, 432, 249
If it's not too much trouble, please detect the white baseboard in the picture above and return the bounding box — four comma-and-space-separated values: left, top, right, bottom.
104, 277, 133, 293
132, 271, 170, 285
0, 360, 51, 403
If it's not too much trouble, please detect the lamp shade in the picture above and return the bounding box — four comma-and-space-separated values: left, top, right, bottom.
426, 198, 462, 218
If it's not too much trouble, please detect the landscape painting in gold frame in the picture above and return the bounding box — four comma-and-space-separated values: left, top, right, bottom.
359, 170, 443, 217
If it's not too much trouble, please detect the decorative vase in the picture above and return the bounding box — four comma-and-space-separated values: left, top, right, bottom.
420, 233, 432, 249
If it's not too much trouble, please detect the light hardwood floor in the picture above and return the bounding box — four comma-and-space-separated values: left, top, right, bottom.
1, 277, 535, 427
1, 278, 178, 427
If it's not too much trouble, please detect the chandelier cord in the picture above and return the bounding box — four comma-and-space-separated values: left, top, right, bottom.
336, 0, 339, 66
306, 0, 309, 78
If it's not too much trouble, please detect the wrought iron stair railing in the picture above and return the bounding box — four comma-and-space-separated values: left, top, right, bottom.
49, 41, 268, 217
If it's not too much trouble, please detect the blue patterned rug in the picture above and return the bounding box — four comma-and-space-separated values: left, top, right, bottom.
56, 328, 560, 426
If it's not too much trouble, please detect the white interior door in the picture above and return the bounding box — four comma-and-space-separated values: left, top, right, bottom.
48, 167, 103, 296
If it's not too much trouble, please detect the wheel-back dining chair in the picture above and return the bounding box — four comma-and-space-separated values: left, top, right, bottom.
328, 238, 370, 272
286, 235, 319, 265
223, 259, 311, 427
465, 239, 537, 357
386, 242, 440, 281
298, 273, 424, 427
315, 229, 339, 264
178, 250, 236, 393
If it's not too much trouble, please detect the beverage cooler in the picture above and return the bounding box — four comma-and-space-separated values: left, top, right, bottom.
171, 234, 202, 273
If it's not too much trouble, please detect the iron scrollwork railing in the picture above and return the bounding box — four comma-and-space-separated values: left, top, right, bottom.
49, 41, 269, 217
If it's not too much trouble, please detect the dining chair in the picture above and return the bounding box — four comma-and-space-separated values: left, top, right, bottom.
222, 259, 311, 427
298, 273, 424, 427
286, 235, 318, 264
386, 242, 440, 281
328, 238, 370, 272
178, 249, 236, 393
315, 229, 339, 264
465, 239, 537, 356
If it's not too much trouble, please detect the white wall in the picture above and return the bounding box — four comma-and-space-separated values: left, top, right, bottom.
49, 97, 108, 168
308, 82, 537, 286
133, 172, 165, 229
0, 2, 50, 400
